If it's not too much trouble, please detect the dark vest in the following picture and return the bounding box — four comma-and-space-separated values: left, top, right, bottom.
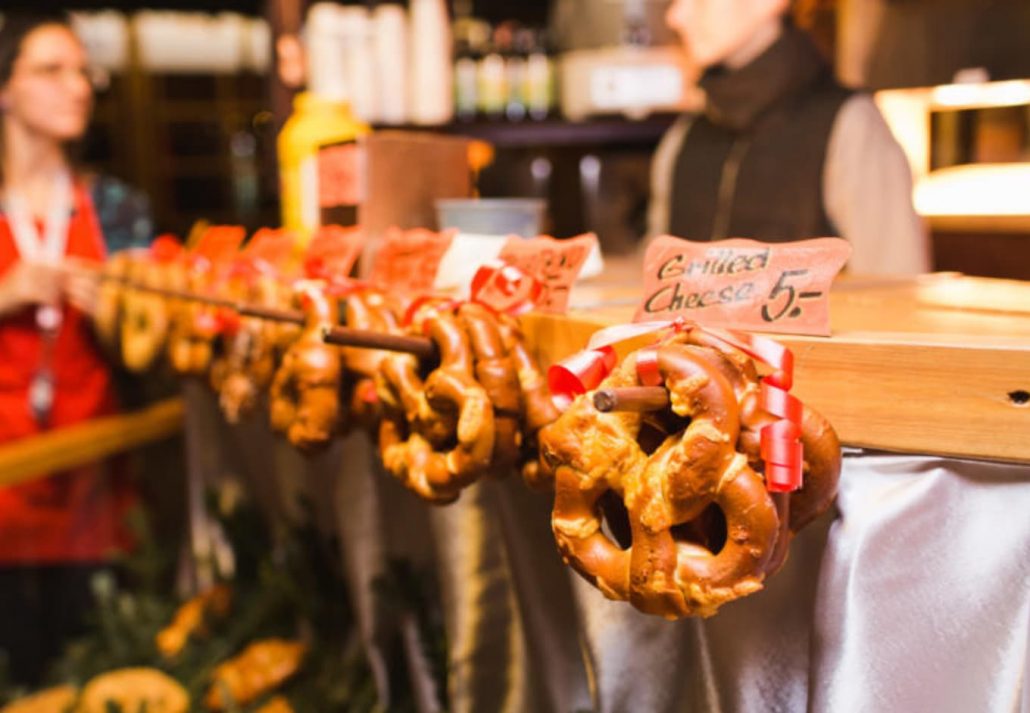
668, 25, 853, 243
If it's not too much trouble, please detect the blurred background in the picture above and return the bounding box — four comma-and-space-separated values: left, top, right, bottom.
12, 0, 1030, 275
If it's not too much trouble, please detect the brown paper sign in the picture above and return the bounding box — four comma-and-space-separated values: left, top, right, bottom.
304, 225, 366, 278
243, 228, 297, 269
194, 225, 246, 263
370, 227, 455, 294
635, 236, 851, 335
498, 233, 598, 314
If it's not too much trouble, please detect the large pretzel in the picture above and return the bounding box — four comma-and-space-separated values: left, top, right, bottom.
458, 302, 522, 470
376, 305, 495, 503
168, 264, 220, 376
269, 282, 342, 450
342, 289, 402, 432
120, 255, 182, 373
680, 327, 842, 537
496, 315, 560, 490
541, 334, 787, 619
94, 250, 136, 354
216, 275, 290, 422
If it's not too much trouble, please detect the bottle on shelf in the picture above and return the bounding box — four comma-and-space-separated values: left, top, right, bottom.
504, 23, 528, 122
373, 3, 408, 125
477, 25, 510, 122
454, 36, 479, 122
523, 28, 556, 121
409, 0, 454, 126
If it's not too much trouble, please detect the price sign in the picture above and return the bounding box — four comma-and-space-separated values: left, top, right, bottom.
370, 228, 455, 294
243, 228, 297, 270
497, 233, 598, 314
193, 225, 246, 264
635, 236, 851, 336
304, 225, 366, 280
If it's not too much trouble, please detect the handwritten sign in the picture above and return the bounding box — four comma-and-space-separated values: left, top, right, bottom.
242, 228, 297, 270
304, 225, 366, 279
635, 236, 851, 336
193, 225, 246, 264
497, 233, 598, 314
370, 228, 455, 294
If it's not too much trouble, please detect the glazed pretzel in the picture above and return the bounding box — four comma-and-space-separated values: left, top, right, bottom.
376, 305, 495, 503
458, 302, 522, 470
93, 250, 136, 354
204, 639, 306, 710
680, 326, 842, 534
168, 264, 220, 376
541, 333, 784, 619
215, 274, 283, 422
496, 315, 560, 490
269, 282, 342, 450
120, 255, 181, 372
342, 289, 402, 432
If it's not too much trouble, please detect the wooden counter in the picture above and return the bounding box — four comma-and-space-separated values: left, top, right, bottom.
522, 267, 1030, 464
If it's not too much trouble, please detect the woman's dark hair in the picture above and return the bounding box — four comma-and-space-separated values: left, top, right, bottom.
0, 11, 80, 184
0, 10, 73, 88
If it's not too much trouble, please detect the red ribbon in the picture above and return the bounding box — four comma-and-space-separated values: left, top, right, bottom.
469, 259, 544, 316
214, 307, 242, 336
150, 234, 183, 263
548, 318, 805, 492
547, 346, 617, 412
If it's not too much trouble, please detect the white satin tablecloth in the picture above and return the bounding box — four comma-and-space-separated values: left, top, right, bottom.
183, 384, 1030, 713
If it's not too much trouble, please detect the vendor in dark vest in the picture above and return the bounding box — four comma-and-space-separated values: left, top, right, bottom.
649, 0, 930, 275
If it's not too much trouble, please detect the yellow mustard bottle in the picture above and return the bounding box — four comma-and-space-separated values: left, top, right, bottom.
278, 92, 370, 245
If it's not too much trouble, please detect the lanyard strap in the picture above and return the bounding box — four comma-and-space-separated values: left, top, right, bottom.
3, 170, 73, 265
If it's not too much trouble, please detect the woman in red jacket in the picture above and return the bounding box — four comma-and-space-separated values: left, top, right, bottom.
0, 12, 152, 684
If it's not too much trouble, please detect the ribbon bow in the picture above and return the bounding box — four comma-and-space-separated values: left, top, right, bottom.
548, 318, 805, 492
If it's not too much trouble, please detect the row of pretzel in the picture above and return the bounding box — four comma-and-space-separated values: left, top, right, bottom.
92, 240, 842, 620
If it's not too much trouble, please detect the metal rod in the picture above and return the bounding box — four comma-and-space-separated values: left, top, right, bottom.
108, 276, 437, 357
237, 304, 305, 325
593, 386, 670, 413
323, 326, 437, 359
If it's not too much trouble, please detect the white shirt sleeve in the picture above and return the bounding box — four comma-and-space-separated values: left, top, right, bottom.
823, 94, 932, 275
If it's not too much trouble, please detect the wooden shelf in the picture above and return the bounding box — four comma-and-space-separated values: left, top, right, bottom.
377, 115, 678, 149
521, 266, 1030, 464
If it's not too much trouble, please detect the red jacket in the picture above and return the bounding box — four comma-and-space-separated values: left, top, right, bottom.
0, 183, 134, 564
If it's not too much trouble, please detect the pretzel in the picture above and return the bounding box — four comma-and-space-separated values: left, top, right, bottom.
119, 257, 178, 372
217, 275, 296, 423
342, 289, 401, 432
93, 250, 135, 353
0, 686, 77, 713
168, 264, 220, 376
680, 327, 842, 536
376, 305, 495, 503
458, 302, 522, 470
80, 668, 189, 713
497, 316, 560, 490
541, 334, 785, 619
204, 639, 306, 710
269, 282, 342, 450
156, 584, 232, 659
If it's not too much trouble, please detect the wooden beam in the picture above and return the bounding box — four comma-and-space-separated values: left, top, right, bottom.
521, 270, 1030, 464
0, 398, 185, 489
